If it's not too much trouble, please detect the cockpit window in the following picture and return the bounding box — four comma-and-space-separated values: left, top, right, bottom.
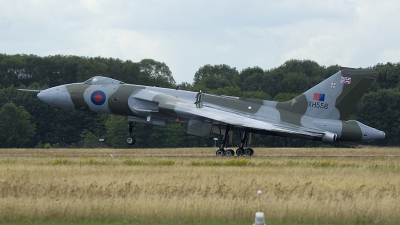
84, 76, 125, 85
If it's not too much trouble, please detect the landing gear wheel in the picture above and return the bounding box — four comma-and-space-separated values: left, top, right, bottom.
236, 148, 244, 156
126, 136, 136, 145
244, 148, 254, 156
225, 149, 235, 157
126, 121, 136, 145
216, 149, 225, 156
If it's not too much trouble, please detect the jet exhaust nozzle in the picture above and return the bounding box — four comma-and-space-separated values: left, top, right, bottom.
322, 131, 338, 142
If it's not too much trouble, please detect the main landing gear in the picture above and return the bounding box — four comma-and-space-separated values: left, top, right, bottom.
236, 129, 254, 156
216, 125, 254, 157
126, 122, 136, 145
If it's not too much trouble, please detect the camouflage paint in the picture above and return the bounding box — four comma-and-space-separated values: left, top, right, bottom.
276, 94, 308, 126
340, 120, 363, 141
335, 69, 377, 120
108, 85, 145, 116
202, 94, 262, 114
66, 84, 91, 112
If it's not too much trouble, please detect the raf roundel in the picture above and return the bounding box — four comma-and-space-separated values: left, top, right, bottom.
91, 90, 106, 105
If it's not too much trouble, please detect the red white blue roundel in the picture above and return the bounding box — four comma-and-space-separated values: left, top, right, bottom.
91, 90, 106, 105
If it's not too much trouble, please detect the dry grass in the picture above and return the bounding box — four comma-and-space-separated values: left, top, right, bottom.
0, 147, 399, 224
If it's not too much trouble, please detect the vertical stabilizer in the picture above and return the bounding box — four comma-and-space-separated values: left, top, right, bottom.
276, 68, 378, 120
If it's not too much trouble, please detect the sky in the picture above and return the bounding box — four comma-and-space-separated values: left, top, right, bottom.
1, 0, 400, 84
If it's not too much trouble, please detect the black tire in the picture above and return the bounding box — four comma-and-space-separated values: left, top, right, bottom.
236, 148, 244, 156
244, 148, 253, 156
249, 148, 254, 156
216, 149, 225, 156
126, 136, 136, 145
225, 149, 235, 157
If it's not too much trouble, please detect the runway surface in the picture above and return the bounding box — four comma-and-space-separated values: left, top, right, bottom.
1, 147, 399, 159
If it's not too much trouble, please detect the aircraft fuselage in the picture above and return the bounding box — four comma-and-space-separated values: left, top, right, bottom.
37, 79, 384, 142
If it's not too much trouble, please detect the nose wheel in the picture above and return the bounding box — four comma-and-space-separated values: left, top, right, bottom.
126, 136, 136, 145
126, 122, 136, 145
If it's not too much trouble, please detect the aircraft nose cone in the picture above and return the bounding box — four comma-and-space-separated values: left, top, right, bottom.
37, 91, 53, 104
37, 86, 75, 110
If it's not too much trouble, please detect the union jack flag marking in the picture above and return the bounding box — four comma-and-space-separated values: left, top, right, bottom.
341, 77, 351, 84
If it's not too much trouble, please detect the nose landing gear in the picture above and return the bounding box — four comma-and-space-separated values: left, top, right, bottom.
126, 121, 136, 145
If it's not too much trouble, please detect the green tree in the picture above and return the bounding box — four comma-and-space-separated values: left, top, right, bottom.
262, 60, 330, 98
80, 129, 99, 148
193, 64, 240, 90
355, 89, 400, 145
282, 72, 311, 94
121, 60, 140, 84
0, 102, 35, 147
104, 115, 129, 148
139, 59, 175, 87
273, 93, 298, 102
242, 91, 271, 100
213, 86, 242, 96
242, 72, 265, 92
240, 67, 266, 91
374, 62, 400, 90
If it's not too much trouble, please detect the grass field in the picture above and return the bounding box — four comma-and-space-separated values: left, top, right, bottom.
0, 147, 400, 225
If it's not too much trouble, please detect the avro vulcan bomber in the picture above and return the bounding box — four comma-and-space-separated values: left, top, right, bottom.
20, 67, 385, 156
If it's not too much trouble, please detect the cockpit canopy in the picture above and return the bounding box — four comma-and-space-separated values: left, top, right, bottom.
84, 76, 125, 85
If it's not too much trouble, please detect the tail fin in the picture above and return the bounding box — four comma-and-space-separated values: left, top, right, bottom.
276, 67, 378, 120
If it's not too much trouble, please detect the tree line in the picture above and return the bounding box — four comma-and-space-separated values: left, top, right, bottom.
0, 54, 399, 148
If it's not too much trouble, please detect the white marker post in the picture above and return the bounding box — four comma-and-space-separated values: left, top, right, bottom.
253, 190, 265, 225
213, 137, 218, 147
